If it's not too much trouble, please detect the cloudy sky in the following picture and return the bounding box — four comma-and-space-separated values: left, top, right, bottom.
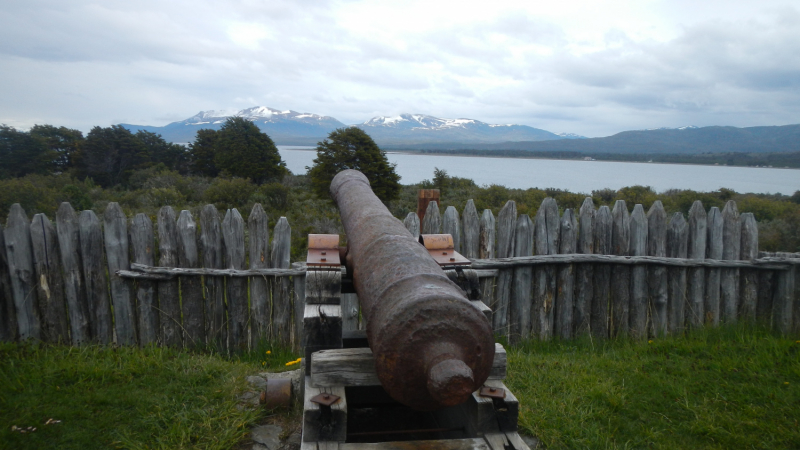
2, 0, 799, 137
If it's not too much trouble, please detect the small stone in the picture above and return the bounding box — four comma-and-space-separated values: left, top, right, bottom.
238, 391, 261, 407
251, 424, 283, 449
247, 375, 268, 390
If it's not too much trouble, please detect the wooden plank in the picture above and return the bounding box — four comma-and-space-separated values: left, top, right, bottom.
705, 207, 723, 327
129, 213, 158, 346
479, 209, 496, 318
494, 201, 517, 337
403, 212, 420, 240
610, 200, 630, 338
629, 204, 648, 339
306, 270, 342, 304
303, 304, 342, 376
272, 217, 292, 347
340, 439, 489, 450
79, 210, 112, 343
4, 204, 41, 340
721, 201, 741, 324
647, 201, 668, 337
756, 270, 774, 324
303, 375, 347, 443
686, 201, 707, 329
311, 343, 507, 387
556, 209, 577, 340
341, 293, 359, 332
177, 210, 204, 347
509, 214, 532, 343
200, 204, 226, 348
30, 213, 69, 343
104, 203, 137, 345
592, 205, 612, 339
293, 262, 306, 352
773, 252, 794, 334
462, 200, 480, 259
469, 379, 519, 434
56, 203, 90, 345
533, 198, 559, 340
0, 221, 17, 341
443, 206, 461, 253
422, 201, 441, 235
469, 254, 794, 270
667, 213, 688, 335
223, 208, 247, 352
739, 212, 758, 322
574, 197, 595, 336
157, 206, 181, 347
248, 203, 270, 345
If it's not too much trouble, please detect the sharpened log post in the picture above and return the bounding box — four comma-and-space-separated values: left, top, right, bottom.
629, 204, 648, 339
462, 200, 480, 260
130, 213, 159, 346
4, 204, 40, 340
610, 200, 630, 338
223, 208, 247, 352
721, 201, 741, 324
271, 217, 292, 347
56, 203, 90, 345
177, 210, 204, 347
705, 207, 723, 327
739, 213, 758, 322
200, 205, 226, 349
686, 201, 707, 329
772, 252, 794, 335
509, 214, 532, 343
574, 197, 594, 336
403, 212, 420, 240
422, 201, 441, 235
104, 203, 136, 345
79, 210, 112, 343
0, 221, 17, 342
647, 201, 668, 337
248, 204, 271, 346
533, 198, 559, 340
592, 205, 612, 339
494, 201, 517, 337
292, 262, 306, 351
443, 206, 462, 253
157, 206, 181, 347
556, 209, 577, 340
31, 213, 69, 343
479, 209, 496, 315
667, 213, 688, 335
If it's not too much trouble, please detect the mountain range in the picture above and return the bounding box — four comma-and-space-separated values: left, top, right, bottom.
119, 106, 800, 154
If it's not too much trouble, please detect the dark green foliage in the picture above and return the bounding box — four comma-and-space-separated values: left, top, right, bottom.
29, 125, 84, 172
203, 177, 258, 211
0, 125, 57, 178
135, 130, 189, 174
75, 125, 151, 187
212, 117, 287, 184
189, 128, 220, 177
307, 127, 401, 203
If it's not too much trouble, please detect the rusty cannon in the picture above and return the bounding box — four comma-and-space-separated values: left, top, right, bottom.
330, 169, 495, 411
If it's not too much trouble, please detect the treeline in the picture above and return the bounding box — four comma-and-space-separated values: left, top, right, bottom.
416, 148, 800, 168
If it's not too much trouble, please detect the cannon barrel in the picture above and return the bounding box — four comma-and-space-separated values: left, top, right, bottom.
330, 169, 495, 411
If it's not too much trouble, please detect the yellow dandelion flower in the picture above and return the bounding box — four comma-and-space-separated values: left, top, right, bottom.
785, 382, 790, 385
285, 360, 299, 366
262, 361, 266, 366
266, 350, 271, 354
648, 340, 653, 344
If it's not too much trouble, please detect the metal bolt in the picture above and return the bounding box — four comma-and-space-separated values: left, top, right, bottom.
323, 394, 330, 399
450, 257, 455, 261
321, 251, 327, 255
321, 258, 326, 262
489, 388, 496, 392
442, 251, 448, 255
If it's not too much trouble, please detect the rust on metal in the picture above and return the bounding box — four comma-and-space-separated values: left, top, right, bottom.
479, 386, 506, 399
330, 169, 495, 411
420, 234, 471, 266
310, 392, 341, 406
260, 378, 292, 409
307, 234, 341, 268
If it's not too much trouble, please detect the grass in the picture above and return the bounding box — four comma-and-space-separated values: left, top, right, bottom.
0, 341, 300, 450
506, 324, 800, 449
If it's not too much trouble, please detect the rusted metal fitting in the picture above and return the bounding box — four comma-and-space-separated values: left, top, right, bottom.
307, 234, 341, 268
260, 378, 292, 409
310, 392, 341, 406
479, 386, 506, 399
330, 169, 495, 411
419, 234, 471, 266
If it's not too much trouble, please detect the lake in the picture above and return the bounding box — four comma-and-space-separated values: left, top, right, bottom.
277, 146, 800, 195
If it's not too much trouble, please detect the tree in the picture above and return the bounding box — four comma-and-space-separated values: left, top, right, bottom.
189, 128, 220, 177
75, 125, 150, 187
307, 127, 401, 203
29, 125, 84, 172
211, 117, 287, 184
134, 130, 189, 174
0, 125, 55, 179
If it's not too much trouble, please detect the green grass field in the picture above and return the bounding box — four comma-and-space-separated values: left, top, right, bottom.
1, 325, 797, 449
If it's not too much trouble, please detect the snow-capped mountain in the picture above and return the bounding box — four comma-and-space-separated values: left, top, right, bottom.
557, 132, 587, 139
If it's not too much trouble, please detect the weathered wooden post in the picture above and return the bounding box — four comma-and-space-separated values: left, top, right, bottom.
494, 201, 517, 336
403, 212, 420, 239
773, 252, 795, 335
56, 203, 89, 345
443, 206, 461, 253
629, 204, 648, 339
177, 210, 204, 347
575, 198, 595, 335
556, 209, 577, 340
462, 200, 480, 260
200, 205, 226, 348
740, 213, 759, 322
647, 201, 668, 337
592, 205, 612, 339
417, 188, 440, 223
686, 201, 707, 328
705, 206, 723, 326
479, 209, 496, 313
79, 210, 112, 343
157, 206, 181, 347
667, 212, 688, 335
509, 214, 532, 343
610, 200, 630, 338
5, 205, 41, 340
248, 203, 271, 346
422, 201, 441, 235
31, 213, 69, 343
104, 203, 137, 345
0, 221, 17, 342
271, 217, 292, 346
533, 198, 559, 340
222, 208, 247, 352
130, 213, 158, 346
721, 201, 741, 324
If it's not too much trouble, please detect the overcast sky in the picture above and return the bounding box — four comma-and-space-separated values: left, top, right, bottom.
1, 0, 799, 137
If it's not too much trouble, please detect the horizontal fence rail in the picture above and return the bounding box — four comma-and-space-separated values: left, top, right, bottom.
1, 197, 798, 351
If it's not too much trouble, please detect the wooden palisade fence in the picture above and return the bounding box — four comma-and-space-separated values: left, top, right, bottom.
1, 198, 798, 349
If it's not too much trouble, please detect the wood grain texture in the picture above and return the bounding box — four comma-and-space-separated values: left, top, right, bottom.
248, 203, 270, 345
177, 210, 204, 347
341, 293, 359, 332
647, 201, 668, 337
272, 217, 292, 347
705, 207, 723, 327
30, 213, 68, 343
739, 212, 758, 322
610, 200, 630, 338
556, 209, 577, 340
223, 208, 247, 352
292, 262, 306, 352
667, 212, 688, 335
479, 209, 496, 318
592, 205, 612, 339
4, 205, 40, 340
104, 203, 136, 345
493, 201, 517, 336
200, 205, 226, 349
533, 198, 559, 340
443, 206, 461, 253
773, 252, 794, 334
628, 204, 648, 339
0, 221, 17, 341
686, 201, 707, 329
157, 206, 181, 347
403, 212, 420, 240
509, 214, 532, 343
79, 210, 112, 343
129, 213, 158, 345
421, 201, 441, 235
721, 201, 741, 324
462, 200, 480, 259
56, 203, 89, 344
574, 197, 594, 336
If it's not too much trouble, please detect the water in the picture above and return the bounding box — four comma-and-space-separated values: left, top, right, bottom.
277, 146, 800, 195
